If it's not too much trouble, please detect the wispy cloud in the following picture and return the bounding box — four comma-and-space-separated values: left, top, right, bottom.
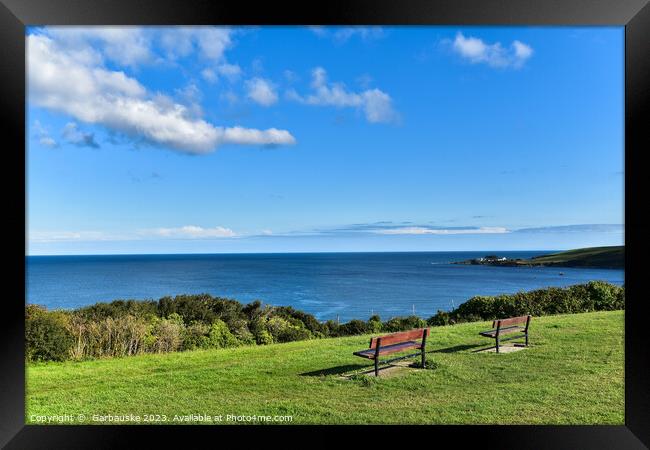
30, 225, 239, 243
201, 63, 242, 84
375, 226, 509, 235
449, 32, 533, 69
32, 120, 58, 148
29, 222, 624, 244
62, 122, 100, 148
515, 224, 623, 233
146, 225, 237, 239
46, 26, 154, 68
158, 26, 234, 62
27, 29, 295, 154
286, 67, 398, 124
261, 223, 511, 237
29, 230, 121, 243
309, 26, 385, 43
245, 77, 278, 106
267, 222, 623, 237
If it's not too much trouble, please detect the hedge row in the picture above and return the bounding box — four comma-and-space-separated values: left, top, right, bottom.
26, 281, 623, 362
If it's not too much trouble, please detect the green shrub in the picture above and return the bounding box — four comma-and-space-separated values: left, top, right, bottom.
323, 320, 341, 336
383, 316, 426, 332
427, 310, 451, 326
76, 299, 158, 321
26, 305, 74, 361
338, 319, 370, 336
266, 316, 312, 343
225, 318, 255, 345
149, 313, 184, 353
271, 306, 327, 335
435, 281, 624, 325
255, 328, 274, 345
182, 321, 211, 350
249, 317, 274, 345
367, 315, 383, 333
207, 320, 240, 348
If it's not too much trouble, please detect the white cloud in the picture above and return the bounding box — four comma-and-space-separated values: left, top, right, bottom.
362, 89, 395, 123
28, 32, 295, 154
513, 40, 533, 60
29, 230, 113, 242
46, 26, 153, 68
217, 63, 242, 81
62, 122, 99, 148
376, 226, 510, 235
310, 26, 385, 43
333, 27, 385, 43
220, 91, 239, 104
288, 67, 398, 123
159, 26, 234, 61
515, 224, 623, 233
149, 225, 237, 239
308, 26, 329, 37
39, 136, 58, 148
33, 120, 58, 148
452, 32, 533, 68
283, 69, 299, 83
174, 83, 204, 118
201, 68, 218, 83
221, 127, 295, 146
245, 77, 278, 106
201, 63, 242, 84
29, 225, 239, 242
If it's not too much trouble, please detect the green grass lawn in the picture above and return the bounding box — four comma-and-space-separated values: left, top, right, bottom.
26, 310, 624, 425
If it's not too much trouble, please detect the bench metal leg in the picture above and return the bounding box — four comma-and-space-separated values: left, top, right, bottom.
495, 336, 500, 353
374, 357, 379, 377
421, 347, 426, 367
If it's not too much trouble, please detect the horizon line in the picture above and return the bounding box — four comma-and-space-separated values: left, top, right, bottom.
25, 245, 624, 258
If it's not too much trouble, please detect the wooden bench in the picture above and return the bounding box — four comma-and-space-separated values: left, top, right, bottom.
479, 315, 531, 353
353, 328, 430, 376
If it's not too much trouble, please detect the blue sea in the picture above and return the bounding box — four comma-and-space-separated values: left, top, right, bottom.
26, 252, 624, 322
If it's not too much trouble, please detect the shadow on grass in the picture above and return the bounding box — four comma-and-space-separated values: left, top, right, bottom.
430, 344, 484, 353
300, 364, 370, 377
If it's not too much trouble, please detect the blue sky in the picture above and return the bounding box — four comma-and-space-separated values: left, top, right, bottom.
27, 26, 624, 255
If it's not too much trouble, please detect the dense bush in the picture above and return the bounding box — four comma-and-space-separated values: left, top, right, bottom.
26, 281, 624, 362
337, 319, 370, 336
149, 313, 184, 353
207, 320, 241, 348
76, 299, 158, 321
265, 316, 312, 343
367, 315, 383, 333
181, 321, 211, 351
426, 310, 452, 327
383, 316, 427, 332
26, 305, 74, 361
430, 280, 624, 325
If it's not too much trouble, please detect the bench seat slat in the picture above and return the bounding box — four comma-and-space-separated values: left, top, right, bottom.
479, 326, 525, 338
353, 340, 421, 359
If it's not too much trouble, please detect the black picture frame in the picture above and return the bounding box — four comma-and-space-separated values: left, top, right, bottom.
1, 0, 648, 447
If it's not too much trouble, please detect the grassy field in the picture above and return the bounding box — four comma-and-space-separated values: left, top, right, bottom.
527, 245, 624, 268
26, 310, 624, 425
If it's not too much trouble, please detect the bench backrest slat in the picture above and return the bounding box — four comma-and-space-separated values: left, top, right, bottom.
492, 315, 531, 329
369, 328, 429, 348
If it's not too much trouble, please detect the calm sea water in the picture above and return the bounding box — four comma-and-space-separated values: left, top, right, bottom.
26, 252, 624, 322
